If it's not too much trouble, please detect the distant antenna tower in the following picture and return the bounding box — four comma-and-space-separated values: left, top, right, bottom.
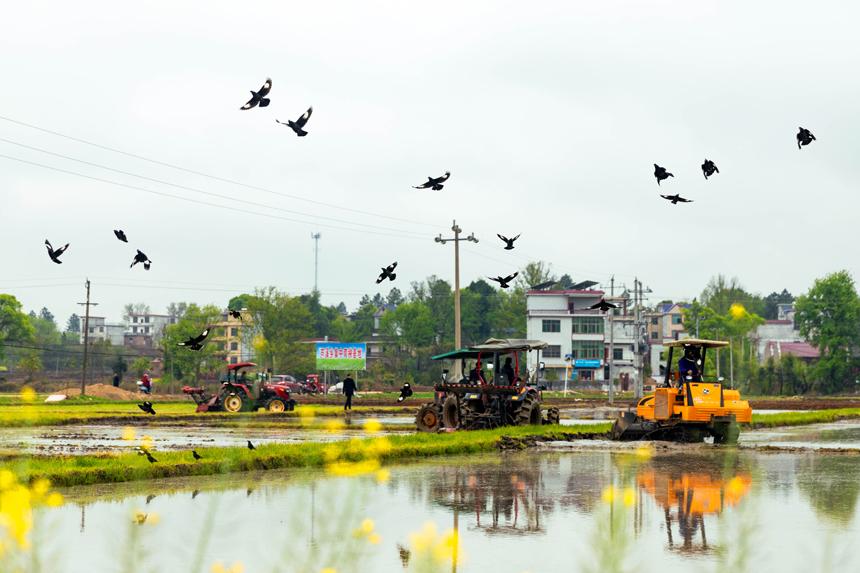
311, 232, 321, 292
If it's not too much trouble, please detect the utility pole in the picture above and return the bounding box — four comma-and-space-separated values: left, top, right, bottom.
77, 279, 98, 396
435, 221, 478, 372
311, 233, 321, 292
608, 307, 614, 405
634, 278, 642, 400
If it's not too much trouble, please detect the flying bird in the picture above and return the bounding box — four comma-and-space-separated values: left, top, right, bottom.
660, 194, 693, 205
192, 489, 200, 499
192, 450, 202, 461
413, 171, 451, 191
130, 250, 152, 270
138, 401, 156, 415
654, 164, 674, 185
227, 309, 242, 320
145, 494, 156, 505
488, 272, 519, 289
701, 159, 719, 179
376, 262, 398, 284
240, 78, 272, 110
589, 299, 618, 313
797, 127, 816, 149
137, 447, 158, 464
247, 440, 256, 451
276, 107, 313, 137
44, 240, 69, 264
113, 229, 128, 242
397, 383, 413, 403
178, 328, 210, 351
497, 234, 520, 250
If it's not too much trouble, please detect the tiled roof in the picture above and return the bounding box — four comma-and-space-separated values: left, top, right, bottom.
765, 341, 820, 359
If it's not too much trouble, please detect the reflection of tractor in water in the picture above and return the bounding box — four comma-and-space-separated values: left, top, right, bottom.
611, 339, 752, 443
415, 339, 560, 432
182, 362, 297, 413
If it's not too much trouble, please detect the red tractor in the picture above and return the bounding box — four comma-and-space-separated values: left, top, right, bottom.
182, 362, 297, 413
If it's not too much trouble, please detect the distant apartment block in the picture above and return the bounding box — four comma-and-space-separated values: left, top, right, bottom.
79, 316, 125, 346
124, 313, 175, 349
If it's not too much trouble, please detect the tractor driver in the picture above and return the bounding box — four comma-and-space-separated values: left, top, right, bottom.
677, 345, 702, 383
501, 357, 516, 385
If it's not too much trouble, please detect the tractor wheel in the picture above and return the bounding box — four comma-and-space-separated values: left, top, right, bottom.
415, 403, 443, 432
223, 393, 244, 413
266, 398, 286, 413
442, 396, 460, 429
516, 393, 542, 426
545, 407, 560, 425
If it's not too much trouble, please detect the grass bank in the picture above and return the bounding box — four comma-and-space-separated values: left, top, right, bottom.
750, 408, 860, 428
1, 423, 610, 487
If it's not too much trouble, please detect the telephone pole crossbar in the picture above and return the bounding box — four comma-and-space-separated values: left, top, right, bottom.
435, 220, 478, 375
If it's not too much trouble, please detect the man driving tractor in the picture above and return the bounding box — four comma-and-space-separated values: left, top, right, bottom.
677, 345, 702, 383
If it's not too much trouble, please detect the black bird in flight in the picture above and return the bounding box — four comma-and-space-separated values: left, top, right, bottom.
192, 450, 202, 461
240, 78, 272, 110
191, 489, 200, 499
130, 249, 152, 270
227, 309, 242, 320
45, 240, 69, 264
654, 164, 674, 185
247, 440, 256, 451
488, 272, 519, 289
276, 107, 313, 137
589, 299, 618, 313
138, 401, 156, 415
497, 234, 520, 250
797, 127, 816, 149
701, 159, 719, 179
660, 194, 693, 205
413, 171, 451, 191
145, 494, 156, 505
178, 328, 210, 351
397, 383, 413, 403
376, 262, 398, 284
114, 229, 128, 242
138, 447, 158, 464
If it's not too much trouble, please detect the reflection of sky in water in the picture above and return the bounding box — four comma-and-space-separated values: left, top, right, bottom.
741, 421, 860, 450
38, 450, 860, 572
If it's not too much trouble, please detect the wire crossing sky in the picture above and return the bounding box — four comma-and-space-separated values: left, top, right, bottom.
1, 0, 858, 323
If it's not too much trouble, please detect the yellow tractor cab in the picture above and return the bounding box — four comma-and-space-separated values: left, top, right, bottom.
611, 338, 752, 443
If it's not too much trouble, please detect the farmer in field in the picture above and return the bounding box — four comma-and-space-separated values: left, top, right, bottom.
140, 370, 152, 394
342, 373, 357, 411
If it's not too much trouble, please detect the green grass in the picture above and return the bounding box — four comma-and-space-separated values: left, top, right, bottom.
750, 408, 860, 428
1, 423, 609, 487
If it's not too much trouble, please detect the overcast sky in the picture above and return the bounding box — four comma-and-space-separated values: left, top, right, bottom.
1, 0, 858, 326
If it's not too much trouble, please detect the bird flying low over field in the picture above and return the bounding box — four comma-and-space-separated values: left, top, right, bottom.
45, 240, 69, 264
497, 234, 520, 250
377, 262, 398, 284
228, 309, 242, 319
654, 164, 674, 185
701, 159, 719, 179
114, 229, 128, 242
276, 107, 313, 136
397, 383, 413, 403
488, 272, 518, 289
589, 299, 618, 312
413, 171, 451, 191
130, 249, 152, 270
137, 447, 158, 463
660, 194, 693, 204
240, 78, 272, 110
178, 328, 210, 351
797, 127, 816, 149
138, 401, 156, 415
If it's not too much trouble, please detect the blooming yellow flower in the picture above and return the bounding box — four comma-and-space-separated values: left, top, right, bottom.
326, 459, 381, 477
409, 522, 462, 566
299, 407, 315, 425
634, 444, 654, 459
0, 484, 33, 550
601, 486, 616, 503
45, 493, 64, 507
363, 419, 383, 434
729, 303, 747, 319
211, 561, 244, 573
140, 435, 154, 451
359, 518, 374, 534
622, 487, 636, 507
121, 427, 137, 441
19, 387, 37, 403
132, 510, 159, 526
368, 533, 381, 545
375, 469, 390, 484
320, 568, 337, 573
0, 470, 15, 490
323, 419, 345, 433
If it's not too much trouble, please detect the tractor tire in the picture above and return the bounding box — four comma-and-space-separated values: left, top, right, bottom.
516, 393, 542, 426
416, 403, 443, 432
442, 396, 460, 429
223, 393, 244, 413
266, 398, 286, 413
545, 407, 560, 425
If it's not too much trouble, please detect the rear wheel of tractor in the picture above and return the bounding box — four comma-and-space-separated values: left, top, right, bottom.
546, 407, 560, 425
442, 396, 460, 429
267, 398, 286, 413
416, 403, 443, 432
516, 393, 542, 426
223, 393, 244, 413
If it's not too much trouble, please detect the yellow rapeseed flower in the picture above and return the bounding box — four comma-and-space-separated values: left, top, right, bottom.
324, 419, 345, 433
19, 387, 37, 403
601, 486, 616, 503
368, 533, 381, 545
326, 459, 381, 477
375, 469, 390, 484
729, 303, 747, 319
0, 470, 15, 490
359, 518, 375, 534
299, 407, 315, 425
211, 561, 244, 573
121, 427, 136, 441
140, 435, 154, 451
363, 419, 383, 434
132, 510, 159, 526
320, 568, 337, 573
634, 444, 654, 459
622, 487, 636, 507
0, 484, 33, 550
409, 522, 462, 565
45, 493, 64, 507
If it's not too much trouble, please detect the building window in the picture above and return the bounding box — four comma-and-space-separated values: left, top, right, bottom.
230, 356, 238, 365
651, 317, 659, 325
144, 327, 150, 334
542, 320, 561, 333
99, 327, 104, 333
572, 317, 604, 334
613, 348, 624, 360
571, 341, 602, 359
230, 327, 239, 337
651, 332, 658, 339
544, 345, 561, 358
672, 314, 683, 325
133, 317, 138, 323
230, 342, 238, 351
144, 316, 150, 323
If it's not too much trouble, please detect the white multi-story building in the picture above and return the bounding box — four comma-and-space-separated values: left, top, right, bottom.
79, 316, 125, 346
124, 313, 175, 349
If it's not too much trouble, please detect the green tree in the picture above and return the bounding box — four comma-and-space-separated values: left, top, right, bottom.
123, 303, 151, 319
0, 294, 34, 362
167, 302, 188, 321
795, 270, 860, 393
18, 350, 42, 382
38, 307, 55, 325
762, 289, 794, 320
488, 287, 527, 338
66, 313, 81, 333
161, 303, 224, 382
228, 294, 255, 311
700, 275, 765, 316
130, 357, 151, 378
517, 261, 555, 290
112, 352, 128, 379
247, 288, 315, 375
386, 287, 404, 307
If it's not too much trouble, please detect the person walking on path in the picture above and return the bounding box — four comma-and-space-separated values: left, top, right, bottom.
112, 373, 120, 388
342, 374, 357, 411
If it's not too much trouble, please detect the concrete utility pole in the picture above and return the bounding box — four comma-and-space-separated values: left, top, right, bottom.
311, 232, 321, 292
77, 279, 98, 396
435, 220, 478, 361
608, 307, 615, 405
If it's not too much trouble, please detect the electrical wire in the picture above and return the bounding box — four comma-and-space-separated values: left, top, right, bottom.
0, 342, 157, 358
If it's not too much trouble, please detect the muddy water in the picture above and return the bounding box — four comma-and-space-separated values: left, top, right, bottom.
34, 448, 860, 573
741, 420, 860, 451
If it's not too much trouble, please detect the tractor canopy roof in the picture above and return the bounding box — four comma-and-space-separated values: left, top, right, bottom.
227, 362, 257, 371
664, 338, 729, 349
431, 338, 549, 360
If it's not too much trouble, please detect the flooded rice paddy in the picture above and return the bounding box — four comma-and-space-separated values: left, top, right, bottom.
40, 447, 860, 573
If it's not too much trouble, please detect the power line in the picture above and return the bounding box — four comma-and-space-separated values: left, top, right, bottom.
0, 114, 438, 228
0, 342, 155, 359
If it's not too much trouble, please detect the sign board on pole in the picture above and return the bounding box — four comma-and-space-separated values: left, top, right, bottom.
315, 342, 367, 371
573, 359, 602, 369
